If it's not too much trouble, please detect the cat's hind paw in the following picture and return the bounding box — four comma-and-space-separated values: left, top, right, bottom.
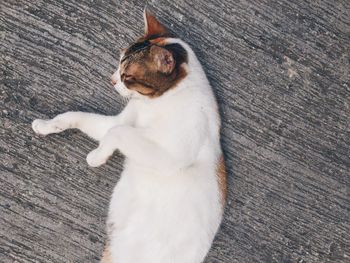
86, 148, 109, 167
32, 119, 65, 136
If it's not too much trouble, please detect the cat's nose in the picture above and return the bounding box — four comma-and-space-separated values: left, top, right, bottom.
111, 75, 117, 85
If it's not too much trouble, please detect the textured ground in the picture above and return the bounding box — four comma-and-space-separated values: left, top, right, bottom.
1, 0, 349, 262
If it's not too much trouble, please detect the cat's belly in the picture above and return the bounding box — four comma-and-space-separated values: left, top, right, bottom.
107, 164, 222, 263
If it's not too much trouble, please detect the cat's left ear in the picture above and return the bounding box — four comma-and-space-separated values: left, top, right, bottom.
143, 9, 168, 37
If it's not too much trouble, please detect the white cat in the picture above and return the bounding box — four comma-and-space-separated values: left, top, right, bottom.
32, 10, 226, 263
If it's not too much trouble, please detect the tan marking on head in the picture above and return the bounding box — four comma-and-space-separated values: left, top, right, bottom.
129, 82, 156, 96
149, 37, 168, 45
217, 155, 227, 207
100, 245, 112, 263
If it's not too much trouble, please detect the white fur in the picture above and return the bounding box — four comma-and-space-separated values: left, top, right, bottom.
32, 38, 223, 263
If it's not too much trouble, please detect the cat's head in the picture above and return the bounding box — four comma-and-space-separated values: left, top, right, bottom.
111, 10, 188, 99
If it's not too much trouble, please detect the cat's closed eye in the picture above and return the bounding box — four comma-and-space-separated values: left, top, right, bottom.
121, 74, 135, 83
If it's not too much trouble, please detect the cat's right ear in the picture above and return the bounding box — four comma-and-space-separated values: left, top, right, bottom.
150, 45, 175, 74
143, 9, 168, 38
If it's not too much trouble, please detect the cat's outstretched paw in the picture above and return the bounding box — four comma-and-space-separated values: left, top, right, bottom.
86, 149, 109, 167
32, 119, 65, 136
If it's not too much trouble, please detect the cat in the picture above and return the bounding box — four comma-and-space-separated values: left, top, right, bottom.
32, 10, 227, 263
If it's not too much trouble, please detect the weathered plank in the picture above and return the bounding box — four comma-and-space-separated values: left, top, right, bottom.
1, 0, 349, 262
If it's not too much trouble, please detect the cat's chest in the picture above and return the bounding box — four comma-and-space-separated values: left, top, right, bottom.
133, 107, 160, 128
130, 100, 181, 146
132, 100, 170, 128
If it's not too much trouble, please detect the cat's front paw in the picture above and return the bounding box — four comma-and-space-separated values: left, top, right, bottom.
32, 119, 65, 136
86, 149, 109, 167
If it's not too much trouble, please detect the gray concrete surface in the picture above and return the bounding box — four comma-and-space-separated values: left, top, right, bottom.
1, 0, 350, 262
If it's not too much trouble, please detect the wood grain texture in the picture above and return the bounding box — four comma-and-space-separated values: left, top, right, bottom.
1, 0, 349, 262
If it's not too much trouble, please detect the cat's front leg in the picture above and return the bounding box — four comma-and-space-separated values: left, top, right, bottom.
32, 111, 122, 141
86, 126, 179, 169
85, 127, 120, 167
32, 115, 71, 136
86, 145, 114, 167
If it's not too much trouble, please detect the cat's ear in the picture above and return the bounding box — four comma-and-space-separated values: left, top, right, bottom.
150, 45, 175, 74
143, 9, 168, 37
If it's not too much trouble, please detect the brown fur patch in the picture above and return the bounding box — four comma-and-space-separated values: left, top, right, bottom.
100, 245, 112, 263
120, 41, 188, 98
217, 155, 227, 207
